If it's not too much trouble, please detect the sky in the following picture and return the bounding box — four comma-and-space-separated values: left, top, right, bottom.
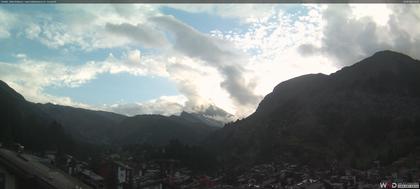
0, 4, 420, 121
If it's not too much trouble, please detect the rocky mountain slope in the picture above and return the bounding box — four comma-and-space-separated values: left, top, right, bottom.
209, 50, 420, 168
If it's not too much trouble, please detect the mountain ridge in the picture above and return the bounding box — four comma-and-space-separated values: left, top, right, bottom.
0, 81, 223, 147
208, 50, 420, 169
1, 50, 419, 169
0, 80, 74, 152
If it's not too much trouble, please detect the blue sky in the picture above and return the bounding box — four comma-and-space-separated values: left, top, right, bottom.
44, 73, 179, 105
0, 5, 248, 106
160, 6, 245, 33
0, 4, 417, 118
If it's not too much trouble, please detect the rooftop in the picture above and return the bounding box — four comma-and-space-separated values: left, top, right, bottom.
0, 148, 93, 189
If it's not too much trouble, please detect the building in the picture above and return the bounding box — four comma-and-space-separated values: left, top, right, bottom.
80, 169, 105, 189
0, 147, 92, 189
98, 160, 133, 189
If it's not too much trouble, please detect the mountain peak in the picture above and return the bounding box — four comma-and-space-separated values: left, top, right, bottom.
360, 50, 417, 66
179, 111, 224, 128
331, 50, 420, 80
0, 80, 25, 101
210, 50, 420, 168
371, 50, 412, 58
255, 50, 420, 121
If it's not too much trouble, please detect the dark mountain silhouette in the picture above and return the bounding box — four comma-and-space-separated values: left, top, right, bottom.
0, 81, 74, 152
180, 110, 225, 128
36, 105, 220, 146
0, 81, 221, 146
37, 103, 126, 144
3, 50, 418, 169
114, 111, 219, 145
209, 50, 420, 168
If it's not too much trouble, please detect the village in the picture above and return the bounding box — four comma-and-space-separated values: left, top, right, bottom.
1, 143, 419, 189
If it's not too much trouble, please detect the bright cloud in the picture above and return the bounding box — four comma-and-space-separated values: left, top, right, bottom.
163, 4, 280, 23
0, 51, 166, 106
0, 4, 419, 120
298, 4, 420, 66
106, 95, 187, 116
0, 7, 16, 39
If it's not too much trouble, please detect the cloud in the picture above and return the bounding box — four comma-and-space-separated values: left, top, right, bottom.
0, 61, 89, 107
212, 5, 336, 98
0, 8, 16, 39
24, 20, 92, 50
318, 5, 390, 66
163, 4, 276, 23
164, 56, 234, 114
150, 16, 241, 66
219, 65, 259, 105
13, 5, 164, 51
106, 95, 187, 116
0, 49, 236, 119
6, 4, 419, 120
0, 49, 237, 119
150, 15, 262, 109
297, 44, 319, 56
386, 5, 420, 57
3, 5, 320, 119
105, 22, 168, 48
350, 4, 392, 26
104, 95, 235, 123
3, 5, 321, 118
0, 50, 166, 106
298, 4, 420, 66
